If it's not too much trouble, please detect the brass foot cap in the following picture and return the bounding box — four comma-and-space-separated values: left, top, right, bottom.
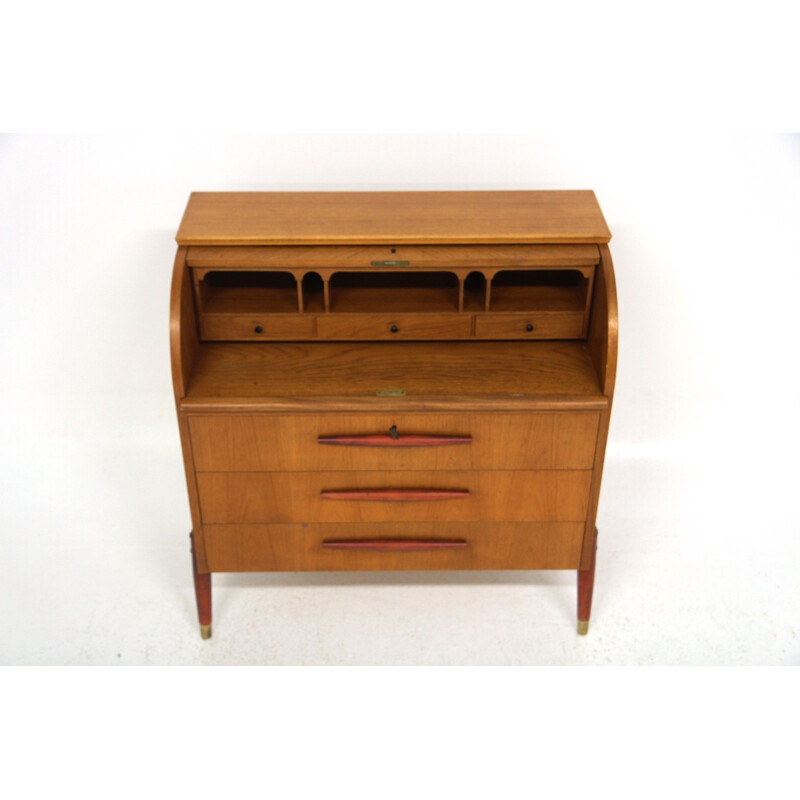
577, 620, 589, 635
200, 624, 212, 640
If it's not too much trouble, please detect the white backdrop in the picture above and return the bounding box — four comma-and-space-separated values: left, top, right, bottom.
2, 133, 799, 665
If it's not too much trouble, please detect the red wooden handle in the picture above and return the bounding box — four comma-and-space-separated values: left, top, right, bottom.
322, 539, 467, 551
320, 488, 469, 501
318, 433, 472, 447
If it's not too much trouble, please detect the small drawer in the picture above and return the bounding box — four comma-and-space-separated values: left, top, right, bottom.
196, 469, 592, 524
316, 314, 471, 340
203, 522, 585, 572
189, 412, 600, 472
200, 314, 314, 341
475, 312, 585, 339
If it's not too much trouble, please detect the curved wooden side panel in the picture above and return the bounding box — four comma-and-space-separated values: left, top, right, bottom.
169, 246, 198, 400
170, 247, 209, 571
580, 243, 618, 570
587, 244, 618, 397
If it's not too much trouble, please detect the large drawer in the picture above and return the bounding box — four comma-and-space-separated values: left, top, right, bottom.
196, 469, 592, 524
203, 522, 585, 571
189, 413, 599, 472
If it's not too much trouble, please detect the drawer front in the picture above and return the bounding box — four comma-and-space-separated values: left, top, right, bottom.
204, 522, 584, 572
196, 469, 592, 524
189, 413, 600, 472
475, 312, 585, 339
316, 314, 471, 340
201, 314, 314, 341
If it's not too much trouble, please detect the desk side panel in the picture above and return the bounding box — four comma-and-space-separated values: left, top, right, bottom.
170, 246, 209, 571
581, 243, 618, 569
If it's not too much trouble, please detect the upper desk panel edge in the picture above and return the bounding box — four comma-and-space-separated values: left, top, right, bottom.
175, 191, 612, 246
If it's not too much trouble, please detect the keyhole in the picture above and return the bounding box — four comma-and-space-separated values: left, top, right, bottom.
389, 425, 399, 440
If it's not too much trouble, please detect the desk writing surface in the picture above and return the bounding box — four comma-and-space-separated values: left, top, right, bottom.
183, 341, 604, 402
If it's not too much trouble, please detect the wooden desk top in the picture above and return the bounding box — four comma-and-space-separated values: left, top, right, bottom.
176, 191, 611, 246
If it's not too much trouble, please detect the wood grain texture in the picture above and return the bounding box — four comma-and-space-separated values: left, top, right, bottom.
171, 190, 617, 634
474, 312, 585, 339
188, 412, 600, 472
329, 283, 459, 313
182, 395, 608, 413
200, 313, 314, 341
488, 280, 588, 313
200, 284, 300, 314
175, 415, 208, 571
189, 254, 596, 343
190, 532, 211, 626
186, 243, 602, 268
183, 341, 604, 404
203, 522, 585, 571
195, 470, 592, 524
578, 527, 598, 624
316, 313, 471, 340
580, 243, 618, 570
176, 191, 611, 246
587, 244, 618, 396
170, 247, 208, 570
199, 309, 590, 343
169, 247, 197, 399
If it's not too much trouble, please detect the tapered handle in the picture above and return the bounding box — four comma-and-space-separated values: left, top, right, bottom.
320, 488, 470, 501
318, 433, 472, 447
322, 539, 467, 551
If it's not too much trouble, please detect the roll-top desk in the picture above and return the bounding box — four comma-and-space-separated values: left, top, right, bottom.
170, 191, 617, 639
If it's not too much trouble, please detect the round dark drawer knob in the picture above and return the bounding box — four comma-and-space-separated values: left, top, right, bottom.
525, 323, 534, 332
254, 325, 264, 334
390, 325, 399, 333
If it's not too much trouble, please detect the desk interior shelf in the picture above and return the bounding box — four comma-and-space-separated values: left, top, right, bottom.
488, 269, 588, 312
329, 272, 460, 313
192, 256, 596, 342
198, 270, 300, 314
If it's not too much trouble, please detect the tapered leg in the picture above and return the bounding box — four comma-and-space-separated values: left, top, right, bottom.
190, 532, 212, 639
577, 528, 598, 635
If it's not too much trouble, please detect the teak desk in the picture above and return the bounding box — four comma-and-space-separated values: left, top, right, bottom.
170, 191, 617, 639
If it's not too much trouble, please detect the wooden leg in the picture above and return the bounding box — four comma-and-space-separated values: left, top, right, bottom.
190, 532, 212, 639
577, 527, 598, 635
